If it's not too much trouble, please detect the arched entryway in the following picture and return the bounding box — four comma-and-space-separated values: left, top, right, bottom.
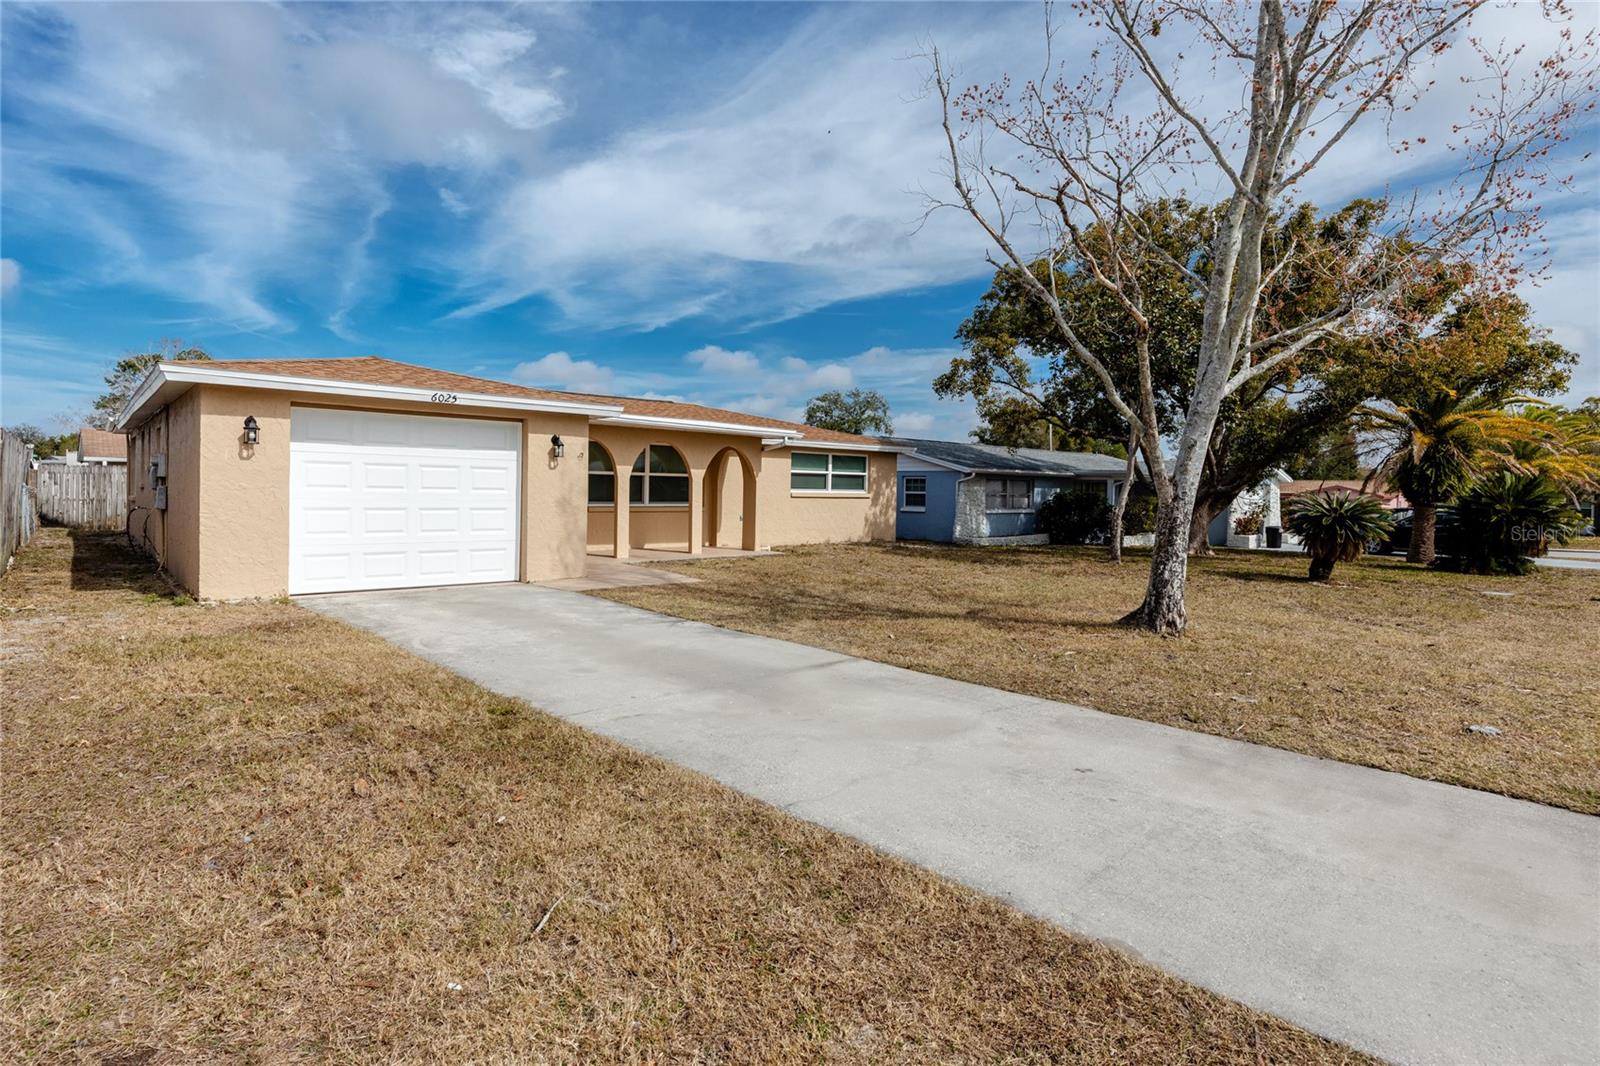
703, 447, 758, 551
586, 442, 618, 556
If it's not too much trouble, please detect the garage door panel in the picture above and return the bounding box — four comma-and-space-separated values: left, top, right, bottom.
360, 552, 407, 579
419, 465, 460, 492
301, 458, 353, 489
468, 547, 511, 574
361, 508, 408, 536
289, 408, 520, 594
418, 507, 460, 534
470, 465, 511, 493
301, 506, 353, 536
362, 463, 408, 491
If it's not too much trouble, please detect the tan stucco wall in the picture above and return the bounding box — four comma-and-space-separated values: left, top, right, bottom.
756, 449, 897, 546
127, 388, 201, 594
133, 384, 893, 596
586, 507, 615, 555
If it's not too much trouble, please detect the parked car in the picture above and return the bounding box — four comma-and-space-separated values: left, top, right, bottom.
1378, 507, 1461, 557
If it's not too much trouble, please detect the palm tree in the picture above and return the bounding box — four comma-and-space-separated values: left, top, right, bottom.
1361, 391, 1527, 564
1285, 492, 1394, 581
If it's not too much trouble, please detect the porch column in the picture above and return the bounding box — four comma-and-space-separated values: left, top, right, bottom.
687, 463, 704, 555
612, 468, 630, 560
741, 456, 760, 551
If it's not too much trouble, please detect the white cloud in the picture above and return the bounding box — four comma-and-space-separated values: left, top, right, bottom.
452, 6, 1027, 328
510, 351, 615, 393
0, 259, 19, 295
4, 3, 566, 330
805, 363, 854, 390
686, 344, 760, 375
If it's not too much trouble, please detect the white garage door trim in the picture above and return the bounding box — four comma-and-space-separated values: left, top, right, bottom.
289, 406, 522, 594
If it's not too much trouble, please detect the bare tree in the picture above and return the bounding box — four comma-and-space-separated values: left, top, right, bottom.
927, 0, 1595, 633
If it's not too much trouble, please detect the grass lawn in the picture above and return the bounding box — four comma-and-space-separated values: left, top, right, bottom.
1566, 535, 1600, 551
601, 543, 1600, 814
0, 529, 1368, 1065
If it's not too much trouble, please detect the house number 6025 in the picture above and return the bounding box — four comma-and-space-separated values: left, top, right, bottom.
430, 392, 459, 404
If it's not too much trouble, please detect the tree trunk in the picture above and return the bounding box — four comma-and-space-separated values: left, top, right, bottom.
1408, 502, 1437, 564
1107, 432, 1139, 563
1122, 321, 1241, 634
1309, 555, 1334, 581
1188, 497, 1225, 556
1122, 494, 1191, 633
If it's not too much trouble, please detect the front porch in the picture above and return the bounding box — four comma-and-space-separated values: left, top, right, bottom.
584, 432, 765, 559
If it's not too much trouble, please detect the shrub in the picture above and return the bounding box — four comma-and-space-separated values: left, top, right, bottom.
1122, 491, 1158, 535
1284, 492, 1394, 581
1231, 508, 1264, 536
1445, 472, 1581, 575
1038, 487, 1110, 544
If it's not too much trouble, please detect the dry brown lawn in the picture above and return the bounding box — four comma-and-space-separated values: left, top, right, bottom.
603, 542, 1600, 814
1567, 535, 1600, 551
1, 529, 1368, 1065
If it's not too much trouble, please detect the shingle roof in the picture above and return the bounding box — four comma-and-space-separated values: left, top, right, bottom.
885, 437, 1132, 477
77, 426, 127, 461
199, 357, 880, 445
1282, 479, 1405, 504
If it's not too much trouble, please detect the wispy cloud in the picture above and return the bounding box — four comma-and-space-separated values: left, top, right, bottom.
1, 3, 566, 332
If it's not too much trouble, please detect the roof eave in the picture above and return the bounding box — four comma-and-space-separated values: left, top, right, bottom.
114, 362, 627, 431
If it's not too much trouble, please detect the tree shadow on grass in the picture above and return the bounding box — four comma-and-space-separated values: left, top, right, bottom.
69, 530, 175, 596
626, 581, 1133, 632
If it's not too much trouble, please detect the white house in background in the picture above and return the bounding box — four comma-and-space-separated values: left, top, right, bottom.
1207, 469, 1293, 549
36, 426, 128, 467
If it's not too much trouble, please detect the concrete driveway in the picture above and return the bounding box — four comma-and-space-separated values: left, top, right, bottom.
303, 583, 1599, 1066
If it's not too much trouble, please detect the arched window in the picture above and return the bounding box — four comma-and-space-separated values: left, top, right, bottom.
588, 445, 615, 505
630, 445, 689, 505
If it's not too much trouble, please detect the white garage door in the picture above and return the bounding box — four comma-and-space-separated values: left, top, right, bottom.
289, 407, 521, 594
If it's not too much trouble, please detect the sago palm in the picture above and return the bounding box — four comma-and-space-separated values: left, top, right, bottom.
1284, 492, 1394, 582
1451, 472, 1582, 575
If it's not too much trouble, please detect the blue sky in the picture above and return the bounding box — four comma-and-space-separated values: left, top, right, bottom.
2, 2, 1595, 437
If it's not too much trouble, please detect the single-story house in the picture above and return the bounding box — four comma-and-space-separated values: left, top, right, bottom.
35, 426, 128, 466
884, 437, 1133, 545
113, 357, 899, 599
1206, 470, 1293, 548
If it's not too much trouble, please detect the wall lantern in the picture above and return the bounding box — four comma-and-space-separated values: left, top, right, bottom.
242, 415, 260, 446
551, 434, 565, 459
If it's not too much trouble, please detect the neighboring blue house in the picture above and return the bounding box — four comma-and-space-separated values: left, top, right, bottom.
883, 437, 1134, 545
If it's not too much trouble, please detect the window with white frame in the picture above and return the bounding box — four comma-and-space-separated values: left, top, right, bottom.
985, 477, 1032, 511
790, 452, 867, 493
630, 445, 690, 505
588, 447, 615, 505
902, 476, 927, 511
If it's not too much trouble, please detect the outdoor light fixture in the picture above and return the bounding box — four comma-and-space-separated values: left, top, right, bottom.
551, 434, 565, 458
243, 415, 260, 446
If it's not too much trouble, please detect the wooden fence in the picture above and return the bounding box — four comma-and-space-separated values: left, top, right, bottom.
33, 463, 127, 532
0, 430, 36, 566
